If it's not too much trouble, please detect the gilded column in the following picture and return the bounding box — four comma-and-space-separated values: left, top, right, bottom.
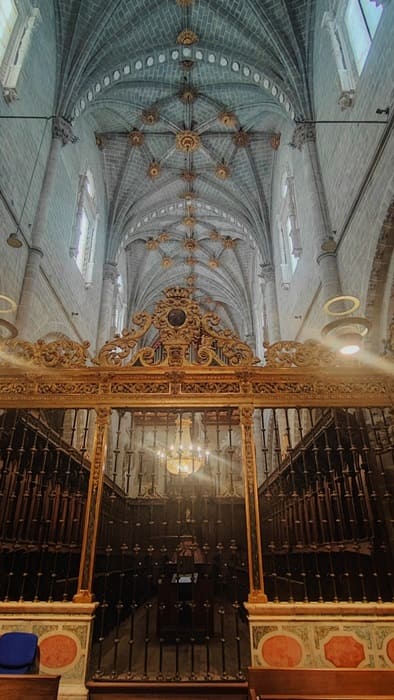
16, 116, 77, 336
96, 262, 118, 351
74, 407, 110, 603
260, 263, 281, 344
240, 407, 267, 603
291, 123, 342, 306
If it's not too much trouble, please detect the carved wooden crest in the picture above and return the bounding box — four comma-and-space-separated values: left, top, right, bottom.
96, 287, 259, 367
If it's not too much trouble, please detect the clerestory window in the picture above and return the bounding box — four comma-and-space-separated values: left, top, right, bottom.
344, 0, 383, 74
0, 0, 41, 103
71, 171, 98, 287
278, 170, 301, 289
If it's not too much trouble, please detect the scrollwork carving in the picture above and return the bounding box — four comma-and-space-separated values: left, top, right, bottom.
264, 339, 341, 368
95, 312, 152, 366
0, 337, 90, 368
201, 313, 260, 366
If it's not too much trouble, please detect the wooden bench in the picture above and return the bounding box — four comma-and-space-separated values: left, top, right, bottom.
248, 667, 394, 700
0, 673, 60, 699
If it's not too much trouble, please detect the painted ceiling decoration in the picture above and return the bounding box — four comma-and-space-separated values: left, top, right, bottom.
53, 0, 313, 336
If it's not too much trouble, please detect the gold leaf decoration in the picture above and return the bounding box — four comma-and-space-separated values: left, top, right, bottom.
215, 163, 231, 179
0, 337, 90, 368
232, 129, 250, 147
95, 312, 152, 366
128, 129, 144, 146
219, 111, 238, 128
177, 29, 198, 45
176, 130, 201, 152
147, 161, 161, 178
264, 339, 346, 368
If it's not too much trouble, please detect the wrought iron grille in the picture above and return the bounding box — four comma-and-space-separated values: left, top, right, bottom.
90, 407, 250, 681
257, 407, 394, 603
0, 408, 92, 602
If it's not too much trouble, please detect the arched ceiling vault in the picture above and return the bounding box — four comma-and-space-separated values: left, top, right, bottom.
53, 0, 315, 337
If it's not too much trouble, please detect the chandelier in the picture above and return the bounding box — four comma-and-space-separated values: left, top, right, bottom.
159, 413, 209, 476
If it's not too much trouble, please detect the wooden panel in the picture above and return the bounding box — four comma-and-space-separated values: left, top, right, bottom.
248, 668, 394, 699
0, 674, 60, 700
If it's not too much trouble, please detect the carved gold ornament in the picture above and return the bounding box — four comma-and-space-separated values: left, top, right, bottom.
222, 236, 237, 249
161, 256, 173, 268
142, 108, 159, 124
232, 130, 250, 147
181, 169, 196, 181
183, 237, 199, 252
215, 163, 231, 179
219, 111, 238, 128
177, 29, 198, 45
180, 59, 194, 71
176, 130, 201, 153
179, 87, 199, 103
209, 229, 220, 240
208, 257, 220, 268
146, 238, 159, 250
157, 231, 170, 242
186, 274, 196, 286
186, 256, 197, 266
264, 339, 340, 368
147, 161, 161, 178
183, 215, 196, 227
128, 129, 144, 147
0, 336, 90, 368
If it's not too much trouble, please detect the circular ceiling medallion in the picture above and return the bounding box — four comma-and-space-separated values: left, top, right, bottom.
183, 237, 198, 252
179, 87, 199, 103
128, 129, 144, 147
157, 231, 170, 242
147, 161, 161, 178
176, 131, 201, 152
177, 29, 199, 45
219, 111, 238, 128
181, 169, 197, 181
146, 238, 159, 250
215, 163, 231, 179
161, 256, 173, 268
142, 108, 159, 124
232, 130, 250, 147
180, 59, 194, 71
183, 215, 196, 227
208, 257, 220, 268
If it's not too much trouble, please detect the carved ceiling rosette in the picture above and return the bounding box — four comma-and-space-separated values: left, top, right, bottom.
219, 111, 238, 128
215, 162, 231, 179
179, 87, 199, 103
232, 129, 250, 147
176, 130, 201, 152
147, 161, 161, 178
142, 108, 159, 124
181, 169, 197, 181
128, 129, 144, 147
177, 29, 198, 45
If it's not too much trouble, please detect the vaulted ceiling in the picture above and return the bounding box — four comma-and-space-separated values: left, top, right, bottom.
54, 0, 315, 334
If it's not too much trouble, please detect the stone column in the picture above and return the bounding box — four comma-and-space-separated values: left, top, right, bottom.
96, 262, 118, 352
291, 123, 342, 305
259, 263, 281, 344
16, 117, 77, 337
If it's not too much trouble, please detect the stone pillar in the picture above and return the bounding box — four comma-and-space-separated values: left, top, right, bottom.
96, 262, 118, 351
291, 123, 342, 305
259, 263, 281, 344
16, 117, 77, 337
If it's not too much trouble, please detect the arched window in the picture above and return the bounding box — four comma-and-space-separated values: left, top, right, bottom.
0, 0, 41, 103
71, 170, 98, 287
322, 1, 383, 110
278, 169, 301, 288
344, 0, 382, 74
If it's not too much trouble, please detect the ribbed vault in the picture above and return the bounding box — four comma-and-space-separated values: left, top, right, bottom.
53, 0, 315, 336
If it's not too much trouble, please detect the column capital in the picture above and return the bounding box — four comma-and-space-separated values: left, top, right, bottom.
52, 116, 78, 145
259, 263, 275, 284
291, 122, 316, 150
